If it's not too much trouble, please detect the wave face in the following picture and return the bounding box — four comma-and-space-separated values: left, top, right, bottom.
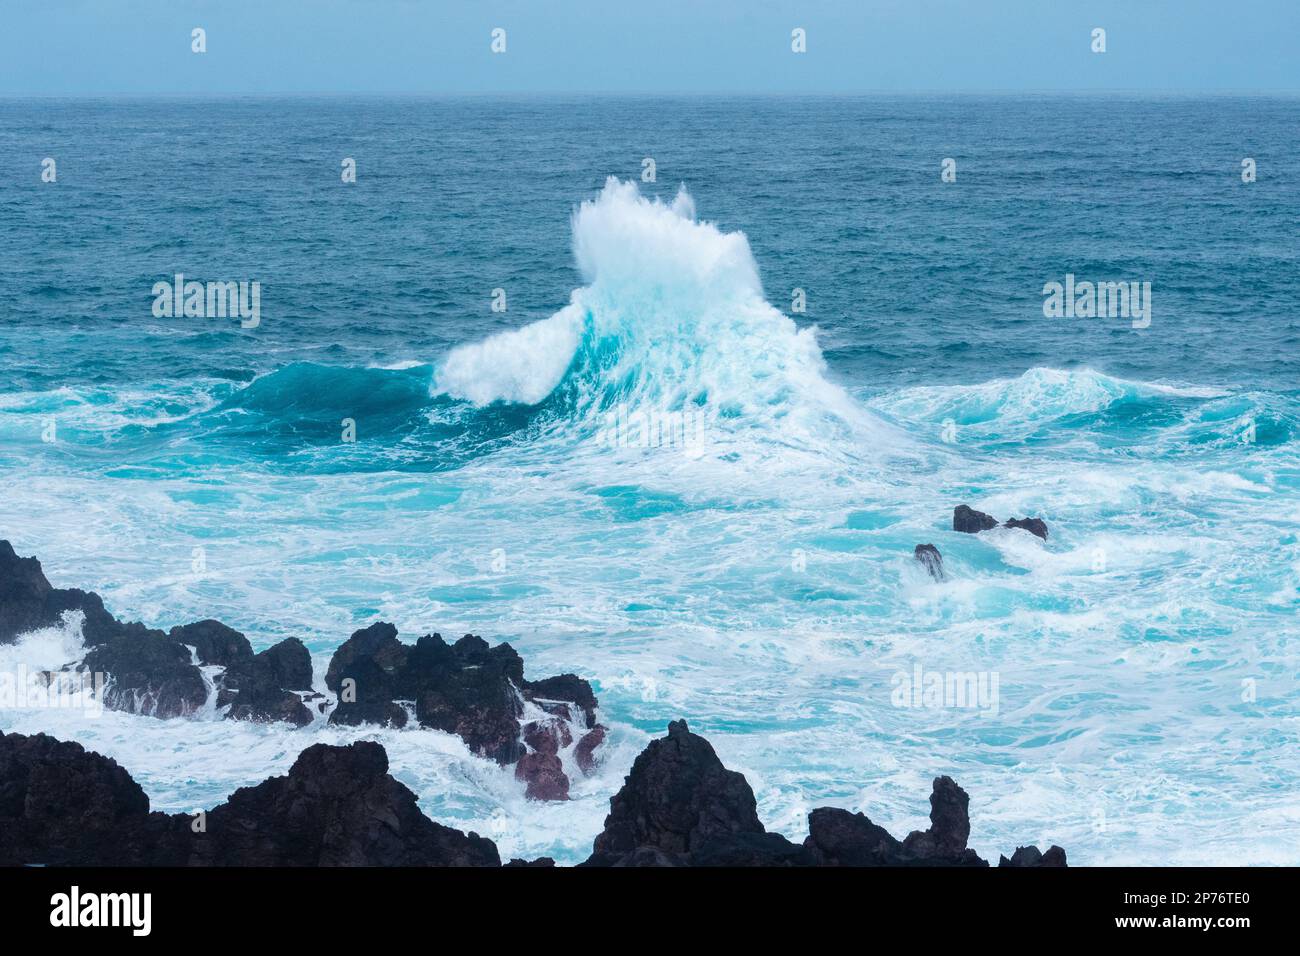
3, 96, 1300, 867
434, 179, 873, 470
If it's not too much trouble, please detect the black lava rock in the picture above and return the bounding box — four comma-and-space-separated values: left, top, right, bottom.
0, 540, 144, 646
323, 623, 604, 796
257, 637, 314, 690
0, 731, 500, 867
953, 505, 999, 533
1004, 517, 1049, 540
585, 719, 767, 865
81, 626, 209, 718
587, 722, 1065, 868
999, 844, 1068, 867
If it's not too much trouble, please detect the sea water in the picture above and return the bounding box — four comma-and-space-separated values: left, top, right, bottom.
0, 95, 1297, 864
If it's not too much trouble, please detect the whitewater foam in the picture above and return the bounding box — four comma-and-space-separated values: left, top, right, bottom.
434, 178, 876, 465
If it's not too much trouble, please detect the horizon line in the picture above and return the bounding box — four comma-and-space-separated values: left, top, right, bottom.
5, 88, 1300, 99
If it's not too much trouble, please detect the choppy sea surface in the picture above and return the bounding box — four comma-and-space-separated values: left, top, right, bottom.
1, 95, 1298, 865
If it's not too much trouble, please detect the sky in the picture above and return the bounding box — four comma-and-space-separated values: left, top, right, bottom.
2, 0, 1298, 95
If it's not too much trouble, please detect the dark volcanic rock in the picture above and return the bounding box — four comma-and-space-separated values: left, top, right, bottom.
0, 540, 57, 644
585, 719, 766, 866
914, 543, 945, 581
575, 724, 606, 774
407, 633, 526, 764
323, 623, 604, 792
523, 720, 572, 755
0, 731, 154, 866
999, 844, 1068, 867
953, 504, 998, 534
0, 540, 141, 646
690, 831, 810, 867
1004, 517, 1049, 540
219, 656, 313, 727
610, 846, 687, 867
898, 776, 986, 866
2, 543, 604, 785
505, 856, 557, 867
80, 626, 209, 718
191, 740, 499, 866
515, 751, 569, 801
258, 637, 313, 690
804, 807, 906, 865
588, 723, 1063, 868
169, 619, 253, 667
324, 622, 411, 728
524, 673, 599, 728
1, 543, 314, 727
806, 779, 984, 866
0, 731, 500, 867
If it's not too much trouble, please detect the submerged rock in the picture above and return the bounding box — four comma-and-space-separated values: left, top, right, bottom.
575, 724, 607, 774
0, 731, 500, 867
913, 543, 945, 580
953, 504, 998, 534
516, 751, 569, 801
524, 673, 599, 728
1004, 517, 1049, 540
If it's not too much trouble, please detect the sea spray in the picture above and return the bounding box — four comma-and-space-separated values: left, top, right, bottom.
433, 178, 879, 462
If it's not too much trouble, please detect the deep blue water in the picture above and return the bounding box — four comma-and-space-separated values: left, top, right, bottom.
1, 95, 1297, 864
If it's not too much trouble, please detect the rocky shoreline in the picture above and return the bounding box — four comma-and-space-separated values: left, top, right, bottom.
0, 540, 602, 802
0, 722, 1064, 867
0, 540, 1066, 867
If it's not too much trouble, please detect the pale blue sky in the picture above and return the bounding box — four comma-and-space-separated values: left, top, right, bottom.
3, 0, 1298, 94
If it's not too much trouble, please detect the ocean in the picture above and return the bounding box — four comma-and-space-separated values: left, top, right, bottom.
0, 94, 1297, 864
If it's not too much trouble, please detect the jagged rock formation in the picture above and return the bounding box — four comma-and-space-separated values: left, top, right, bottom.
0, 540, 145, 646
0, 542, 604, 798
584, 721, 1067, 868
585, 719, 774, 865
0, 542, 315, 724
323, 621, 605, 800
0, 731, 499, 867
2, 542, 1069, 854
1, 723, 1065, 869
999, 844, 1068, 867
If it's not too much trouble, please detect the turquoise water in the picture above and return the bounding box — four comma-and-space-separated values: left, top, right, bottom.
1, 95, 1298, 864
